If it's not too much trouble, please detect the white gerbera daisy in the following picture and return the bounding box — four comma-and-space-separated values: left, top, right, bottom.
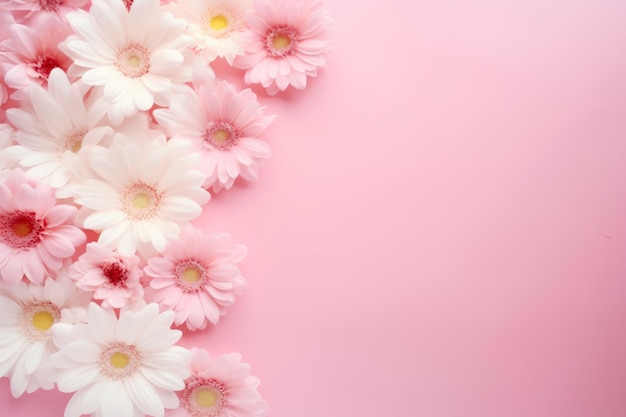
51, 302, 192, 417
0, 274, 91, 398
60, 0, 195, 124
167, 0, 252, 64
4, 68, 112, 189
71, 134, 210, 256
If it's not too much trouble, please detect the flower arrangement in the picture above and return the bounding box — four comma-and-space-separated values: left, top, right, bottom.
0, 0, 332, 416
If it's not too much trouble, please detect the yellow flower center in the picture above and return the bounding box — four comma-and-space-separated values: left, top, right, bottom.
110, 352, 130, 369
272, 34, 291, 51
182, 266, 202, 283
194, 388, 218, 408
31, 311, 54, 331
210, 14, 228, 30
132, 193, 151, 209
13, 220, 33, 237
212, 129, 230, 145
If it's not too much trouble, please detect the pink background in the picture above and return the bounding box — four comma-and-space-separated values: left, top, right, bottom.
3, 0, 626, 416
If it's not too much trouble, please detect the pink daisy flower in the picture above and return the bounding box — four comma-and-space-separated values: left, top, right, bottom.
0, 169, 86, 284
0, 0, 89, 23
154, 80, 274, 192
144, 228, 246, 331
0, 16, 73, 101
234, 0, 333, 95
69, 242, 144, 309
167, 348, 268, 417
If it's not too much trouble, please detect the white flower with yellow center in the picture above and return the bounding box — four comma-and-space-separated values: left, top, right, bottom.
60, 0, 195, 124
71, 134, 210, 257
51, 302, 192, 417
167, 0, 252, 64
0, 275, 91, 398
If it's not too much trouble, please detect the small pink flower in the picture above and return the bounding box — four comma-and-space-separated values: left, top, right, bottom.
0, 17, 73, 100
154, 80, 274, 192
234, 0, 333, 95
69, 242, 144, 309
167, 348, 268, 417
0, 169, 86, 284
0, 0, 89, 23
144, 228, 246, 331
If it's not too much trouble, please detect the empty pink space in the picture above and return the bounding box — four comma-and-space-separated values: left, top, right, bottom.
2, 0, 626, 416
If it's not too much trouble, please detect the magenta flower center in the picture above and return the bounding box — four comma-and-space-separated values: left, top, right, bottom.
115, 43, 151, 78
266, 27, 298, 57
0, 211, 44, 249
39, 0, 62, 12
102, 262, 128, 287
204, 122, 239, 150
183, 378, 226, 417
123, 0, 133, 10
31, 55, 61, 81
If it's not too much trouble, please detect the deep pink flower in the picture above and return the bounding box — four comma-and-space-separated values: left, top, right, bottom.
0, 169, 86, 284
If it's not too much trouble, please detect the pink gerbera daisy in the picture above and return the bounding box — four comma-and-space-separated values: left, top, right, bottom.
69, 242, 144, 309
0, 169, 86, 284
0, 16, 73, 101
234, 0, 333, 95
167, 348, 268, 417
154, 80, 274, 192
0, 0, 89, 23
144, 228, 246, 331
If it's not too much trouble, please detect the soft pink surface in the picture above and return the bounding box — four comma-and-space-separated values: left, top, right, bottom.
3, 0, 626, 416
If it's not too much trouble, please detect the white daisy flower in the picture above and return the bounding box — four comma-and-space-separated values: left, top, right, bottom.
0, 274, 91, 398
71, 134, 210, 256
4, 68, 113, 189
60, 0, 195, 124
51, 302, 192, 417
167, 0, 252, 64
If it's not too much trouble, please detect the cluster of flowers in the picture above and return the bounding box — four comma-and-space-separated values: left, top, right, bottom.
0, 0, 332, 416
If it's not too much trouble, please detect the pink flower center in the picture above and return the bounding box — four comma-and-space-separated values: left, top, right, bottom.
39, 0, 63, 12
66, 130, 86, 153
99, 343, 141, 379
204, 122, 239, 150
31, 55, 61, 81
123, 0, 133, 10
266, 27, 298, 57
122, 182, 162, 220
115, 43, 151, 78
102, 262, 128, 287
175, 260, 207, 292
182, 378, 226, 417
0, 211, 44, 249
21, 301, 61, 341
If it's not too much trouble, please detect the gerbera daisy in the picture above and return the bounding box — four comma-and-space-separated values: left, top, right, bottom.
71, 134, 210, 256
0, 0, 89, 23
143, 228, 246, 330
154, 80, 274, 192
167, 349, 268, 417
0, 16, 73, 101
51, 302, 192, 417
0, 168, 86, 284
167, 0, 252, 64
234, 0, 333, 95
60, 0, 195, 124
69, 242, 144, 309
0, 274, 91, 398
4, 68, 113, 189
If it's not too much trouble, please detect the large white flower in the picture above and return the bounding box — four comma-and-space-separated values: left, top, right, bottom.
51, 302, 192, 417
5, 68, 112, 189
60, 0, 195, 124
71, 134, 210, 256
0, 274, 91, 398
